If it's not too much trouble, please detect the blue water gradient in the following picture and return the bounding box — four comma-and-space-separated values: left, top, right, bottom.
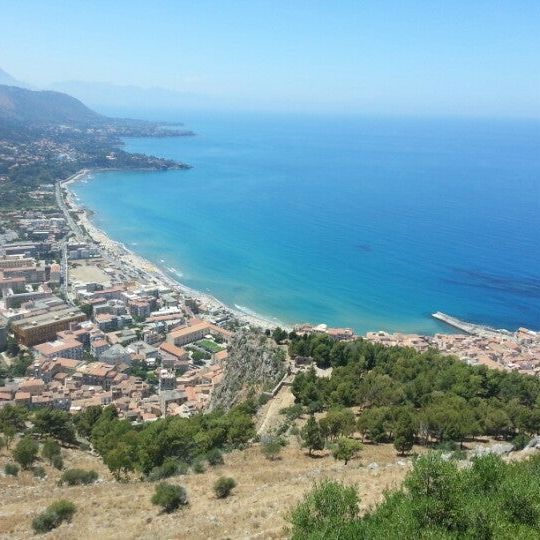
72, 113, 540, 334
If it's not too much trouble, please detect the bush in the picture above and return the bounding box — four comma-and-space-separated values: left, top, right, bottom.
512, 433, 530, 451
151, 482, 188, 513
4, 462, 19, 476
13, 436, 39, 469
59, 468, 98, 486
51, 453, 64, 470
434, 440, 459, 452
192, 460, 205, 474
33, 466, 47, 479
289, 479, 361, 538
41, 438, 61, 464
147, 459, 188, 481
206, 448, 224, 466
214, 476, 236, 499
32, 500, 76, 534
261, 435, 284, 460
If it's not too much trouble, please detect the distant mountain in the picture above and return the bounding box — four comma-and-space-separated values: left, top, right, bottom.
0, 68, 31, 88
49, 80, 212, 114
0, 84, 103, 125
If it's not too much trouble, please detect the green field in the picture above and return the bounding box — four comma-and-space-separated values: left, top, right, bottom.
196, 339, 224, 353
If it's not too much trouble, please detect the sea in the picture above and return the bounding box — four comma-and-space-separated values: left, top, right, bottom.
72, 111, 540, 334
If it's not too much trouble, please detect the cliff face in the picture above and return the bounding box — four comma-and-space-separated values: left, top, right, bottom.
210, 329, 287, 410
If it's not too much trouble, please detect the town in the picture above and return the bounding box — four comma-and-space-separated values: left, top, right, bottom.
1, 173, 540, 426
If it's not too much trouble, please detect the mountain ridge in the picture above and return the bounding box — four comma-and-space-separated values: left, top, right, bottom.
0, 84, 103, 125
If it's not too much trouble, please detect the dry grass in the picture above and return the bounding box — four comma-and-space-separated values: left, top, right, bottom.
69, 260, 111, 285
0, 435, 419, 540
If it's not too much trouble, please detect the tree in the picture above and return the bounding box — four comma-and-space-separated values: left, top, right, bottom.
332, 437, 363, 465
80, 303, 93, 318
289, 479, 361, 539
151, 482, 188, 513
261, 435, 283, 460
9, 351, 33, 377
13, 436, 39, 469
393, 414, 416, 456
5, 335, 19, 357
357, 407, 389, 443
33, 409, 76, 444
272, 327, 288, 344
73, 405, 103, 438
41, 438, 61, 464
320, 408, 356, 440
2, 426, 16, 449
0, 404, 28, 434
301, 415, 325, 456
214, 476, 236, 498
104, 443, 135, 481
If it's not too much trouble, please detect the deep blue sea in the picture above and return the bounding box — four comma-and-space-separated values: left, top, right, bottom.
72, 112, 540, 334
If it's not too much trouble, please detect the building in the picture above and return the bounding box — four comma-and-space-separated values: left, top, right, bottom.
159, 341, 190, 370
11, 304, 86, 346
0, 315, 7, 352
159, 369, 177, 392
100, 344, 131, 366
167, 320, 233, 347
0, 274, 26, 295
90, 337, 110, 359
2, 264, 46, 284
0, 256, 35, 270
48, 263, 61, 284
33, 337, 84, 360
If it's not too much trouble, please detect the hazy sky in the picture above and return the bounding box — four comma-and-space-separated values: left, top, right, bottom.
2, 0, 540, 117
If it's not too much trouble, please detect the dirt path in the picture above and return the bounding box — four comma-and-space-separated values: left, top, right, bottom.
256, 381, 296, 435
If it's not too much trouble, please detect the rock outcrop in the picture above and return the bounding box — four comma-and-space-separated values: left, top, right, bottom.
210, 329, 287, 411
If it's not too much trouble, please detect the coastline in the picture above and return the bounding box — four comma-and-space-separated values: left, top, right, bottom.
59, 169, 286, 332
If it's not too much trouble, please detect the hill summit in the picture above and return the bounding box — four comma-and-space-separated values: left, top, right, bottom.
0, 83, 102, 125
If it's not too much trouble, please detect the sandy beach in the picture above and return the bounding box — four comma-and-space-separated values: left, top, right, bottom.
60, 169, 286, 332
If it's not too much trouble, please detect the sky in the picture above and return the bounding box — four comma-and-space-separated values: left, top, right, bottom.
1, 0, 540, 117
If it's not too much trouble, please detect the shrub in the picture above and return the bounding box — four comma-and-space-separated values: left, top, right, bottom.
13, 436, 39, 469
206, 448, 224, 466
289, 479, 361, 538
32, 500, 76, 534
147, 459, 188, 482
192, 460, 205, 474
261, 435, 283, 460
151, 482, 188, 513
4, 462, 19, 476
51, 453, 64, 470
41, 438, 61, 464
59, 468, 98, 486
434, 440, 459, 452
33, 466, 47, 479
214, 476, 236, 499
512, 433, 530, 451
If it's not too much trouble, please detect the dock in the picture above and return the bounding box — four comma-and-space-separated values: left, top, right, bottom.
432, 311, 513, 339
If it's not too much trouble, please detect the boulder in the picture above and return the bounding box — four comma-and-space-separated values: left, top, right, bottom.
526, 436, 540, 449
471, 443, 513, 457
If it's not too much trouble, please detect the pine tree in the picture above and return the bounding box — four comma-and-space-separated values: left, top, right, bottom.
301, 414, 325, 456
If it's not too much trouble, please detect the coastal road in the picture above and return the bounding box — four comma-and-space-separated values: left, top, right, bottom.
60, 240, 74, 306
55, 174, 85, 242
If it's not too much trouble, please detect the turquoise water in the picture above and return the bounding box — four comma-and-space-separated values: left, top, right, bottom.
72, 112, 540, 334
